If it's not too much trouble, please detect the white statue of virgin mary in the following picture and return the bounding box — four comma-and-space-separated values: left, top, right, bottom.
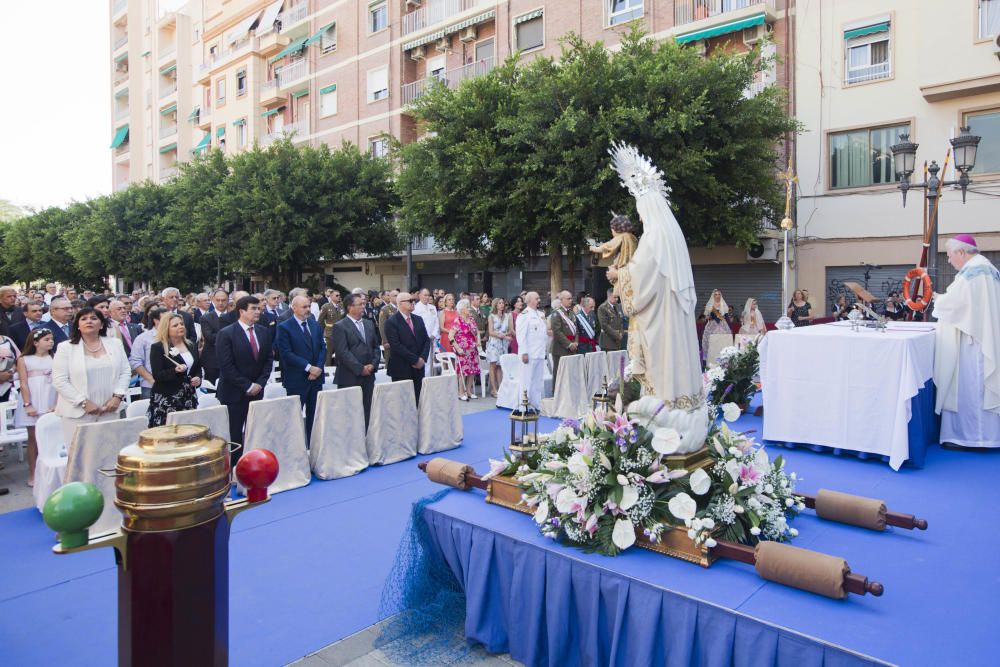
608, 144, 708, 454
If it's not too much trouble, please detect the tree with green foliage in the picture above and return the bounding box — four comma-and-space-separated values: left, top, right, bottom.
223, 139, 400, 290
3, 203, 106, 288
395, 31, 798, 295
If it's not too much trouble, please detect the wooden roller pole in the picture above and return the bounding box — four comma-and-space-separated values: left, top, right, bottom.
710, 539, 884, 597
417, 463, 884, 597
800, 493, 928, 530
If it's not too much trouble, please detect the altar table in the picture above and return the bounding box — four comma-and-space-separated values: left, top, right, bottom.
760, 322, 939, 470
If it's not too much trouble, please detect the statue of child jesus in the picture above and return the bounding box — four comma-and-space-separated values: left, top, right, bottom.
589, 213, 639, 271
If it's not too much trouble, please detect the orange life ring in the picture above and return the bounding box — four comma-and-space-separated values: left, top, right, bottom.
903, 267, 932, 312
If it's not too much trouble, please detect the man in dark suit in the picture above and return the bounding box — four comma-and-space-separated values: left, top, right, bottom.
200, 289, 229, 385
161, 287, 197, 342
383, 292, 429, 404
275, 295, 327, 443
8, 301, 45, 351
219, 290, 249, 328
332, 293, 381, 427
0, 286, 25, 338
41, 296, 73, 348
216, 295, 274, 463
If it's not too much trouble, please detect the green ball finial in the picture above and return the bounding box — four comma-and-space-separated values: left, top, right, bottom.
43, 482, 105, 549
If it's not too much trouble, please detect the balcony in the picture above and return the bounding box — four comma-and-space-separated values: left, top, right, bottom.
115, 143, 130, 158
112, 0, 127, 17
113, 35, 128, 51
197, 107, 212, 129
402, 56, 495, 106
260, 119, 310, 146
113, 69, 130, 87
259, 79, 283, 105
159, 124, 177, 139
403, 0, 492, 36
674, 0, 777, 28
159, 42, 176, 60
115, 107, 129, 121
160, 81, 177, 98
277, 4, 309, 32
845, 62, 890, 85
275, 59, 309, 89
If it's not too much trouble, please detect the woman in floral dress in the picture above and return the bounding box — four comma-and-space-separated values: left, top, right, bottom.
450, 299, 481, 401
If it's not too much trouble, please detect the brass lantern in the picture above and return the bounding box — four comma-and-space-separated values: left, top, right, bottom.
509, 391, 539, 457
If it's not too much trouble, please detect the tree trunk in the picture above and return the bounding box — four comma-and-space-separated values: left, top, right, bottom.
548, 247, 562, 304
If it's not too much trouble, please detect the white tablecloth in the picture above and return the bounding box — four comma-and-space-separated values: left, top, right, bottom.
760, 322, 936, 470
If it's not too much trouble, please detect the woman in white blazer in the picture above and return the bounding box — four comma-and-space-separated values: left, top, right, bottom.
52, 307, 133, 445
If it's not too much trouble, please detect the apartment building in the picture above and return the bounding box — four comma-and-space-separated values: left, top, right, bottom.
795, 0, 1000, 316
111, 1, 796, 311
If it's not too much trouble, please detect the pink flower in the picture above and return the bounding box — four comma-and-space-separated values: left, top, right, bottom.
739, 464, 762, 485
574, 439, 594, 456
585, 513, 600, 536
611, 414, 632, 435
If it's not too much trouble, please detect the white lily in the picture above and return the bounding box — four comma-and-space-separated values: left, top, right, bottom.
651, 427, 682, 455
645, 469, 685, 484
612, 518, 636, 550
722, 403, 741, 423
598, 452, 613, 470
567, 452, 590, 476
533, 502, 550, 525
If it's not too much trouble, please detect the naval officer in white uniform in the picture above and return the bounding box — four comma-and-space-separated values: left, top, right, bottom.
515, 291, 548, 412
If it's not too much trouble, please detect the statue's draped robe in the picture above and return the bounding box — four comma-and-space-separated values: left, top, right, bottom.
933, 253, 1000, 447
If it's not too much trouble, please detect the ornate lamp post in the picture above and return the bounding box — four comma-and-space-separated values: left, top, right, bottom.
774, 163, 798, 331
890, 127, 981, 307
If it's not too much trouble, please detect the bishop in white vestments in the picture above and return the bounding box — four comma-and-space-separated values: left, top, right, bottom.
933, 234, 1000, 448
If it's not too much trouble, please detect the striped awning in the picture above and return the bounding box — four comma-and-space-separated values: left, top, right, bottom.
844, 21, 890, 40
675, 12, 765, 45
160, 103, 177, 115
110, 124, 129, 149
304, 22, 336, 46
319, 84, 337, 94
160, 63, 177, 75
261, 106, 285, 117
159, 142, 177, 153
292, 88, 309, 98
192, 133, 211, 153
187, 107, 200, 121
233, 118, 246, 126
402, 10, 496, 51
269, 35, 308, 64
514, 9, 543, 25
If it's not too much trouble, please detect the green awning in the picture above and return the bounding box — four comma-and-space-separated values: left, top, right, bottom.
160, 63, 177, 75
676, 12, 765, 45
402, 10, 496, 51
110, 124, 129, 149
844, 22, 890, 40
319, 84, 337, 94
115, 87, 129, 98
160, 103, 177, 115
514, 8, 543, 25
192, 133, 211, 152
141, 50, 151, 57
216, 126, 226, 137
268, 35, 308, 64
114, 52, 128, 63
233, 118, 246, 126
292, 88, 309, 98
304, 22, 335, 46
187, 107, 200, 121
159, 142, 177, 153
261, 106, 285, 117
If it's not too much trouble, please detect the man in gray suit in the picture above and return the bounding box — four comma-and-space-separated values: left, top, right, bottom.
332, 292, 381, 427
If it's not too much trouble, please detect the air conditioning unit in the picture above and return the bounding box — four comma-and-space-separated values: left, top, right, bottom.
993, 32, 1000, 60
410, 44, 426, 61
742, 24, 767, 45
747, 238, 779, 262
459, 26, 477, 43
435, 36, 450, 52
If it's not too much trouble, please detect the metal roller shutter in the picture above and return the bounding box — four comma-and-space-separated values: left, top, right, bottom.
691, 263, 782, 322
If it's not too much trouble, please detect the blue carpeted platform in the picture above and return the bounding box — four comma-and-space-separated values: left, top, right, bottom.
1, 404, 998, 666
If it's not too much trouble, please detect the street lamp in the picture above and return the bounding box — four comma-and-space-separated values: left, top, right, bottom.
890, 126, 981, 306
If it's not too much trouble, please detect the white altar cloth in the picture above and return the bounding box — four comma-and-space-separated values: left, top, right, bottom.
760, 322, 936, 470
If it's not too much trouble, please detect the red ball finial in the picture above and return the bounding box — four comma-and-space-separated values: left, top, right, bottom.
236, 449, 279, 503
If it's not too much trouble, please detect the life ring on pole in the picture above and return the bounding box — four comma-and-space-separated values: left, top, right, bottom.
904, 267, 932, 312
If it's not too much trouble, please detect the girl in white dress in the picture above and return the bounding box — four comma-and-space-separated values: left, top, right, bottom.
485, 298, 512, 397
15, 329, 57, 487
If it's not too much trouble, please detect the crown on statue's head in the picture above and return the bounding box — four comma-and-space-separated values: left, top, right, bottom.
608, 142, 671, 200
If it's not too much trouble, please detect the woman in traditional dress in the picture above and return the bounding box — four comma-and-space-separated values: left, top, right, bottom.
485, 297, 512, 397
701, 290, 731, 362
147, 313, 201, 427
739, 298, 767, 337
450, 299, 481, 401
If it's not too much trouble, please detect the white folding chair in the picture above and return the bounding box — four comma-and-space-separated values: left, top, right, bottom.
198, 394, 221, 407
125, 399, 150, 419
435, 352, 457, 376
263, 383, 287, 400
33, 413, 68, 512
477, 350, 489, 398
0, 400, 28, 462
125, 385, 143, 404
